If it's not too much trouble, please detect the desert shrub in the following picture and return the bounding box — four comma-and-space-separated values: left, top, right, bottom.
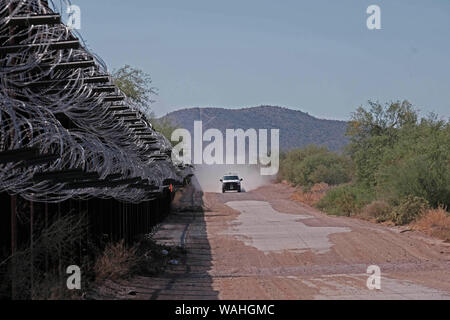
310, 182, 331, 193
283, 101, 449, 223
346, 100, 418, 188
94, 236, 187, 283
347, 101, 450, 208
279, 145, 352, 189
316, 184, 374, 216
361, 201, 392, 222
391, 196, 429, 225
291, 183, 331, 206
375, 122, 450, 208
94, 240, 139, 282
413, 207, 450, 241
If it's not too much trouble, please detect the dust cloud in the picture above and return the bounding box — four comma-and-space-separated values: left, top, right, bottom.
193, 164, 276, 193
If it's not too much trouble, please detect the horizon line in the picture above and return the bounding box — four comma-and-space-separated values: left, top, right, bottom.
158, 105, 351, 122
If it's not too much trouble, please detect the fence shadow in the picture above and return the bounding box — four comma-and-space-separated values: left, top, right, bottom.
94, 179, 220, 300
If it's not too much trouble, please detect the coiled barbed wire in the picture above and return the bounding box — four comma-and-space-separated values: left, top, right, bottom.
0, 0, 192, 203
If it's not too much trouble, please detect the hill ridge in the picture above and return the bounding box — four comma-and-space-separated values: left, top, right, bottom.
161, 105, 349, 152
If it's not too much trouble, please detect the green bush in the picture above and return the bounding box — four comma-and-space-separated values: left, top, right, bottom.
282, 101, 449, 222
375, 120, 450, 208
316, 184, 374, 216
347, 101, 450, 210
346, 100, 418, 188
278, 145, 352, 189
391, 196, 429, 225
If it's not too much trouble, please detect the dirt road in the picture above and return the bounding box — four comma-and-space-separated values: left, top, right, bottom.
99, 183, 450, 300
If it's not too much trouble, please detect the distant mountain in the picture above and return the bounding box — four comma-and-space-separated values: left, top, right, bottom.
161, 106, 349, 152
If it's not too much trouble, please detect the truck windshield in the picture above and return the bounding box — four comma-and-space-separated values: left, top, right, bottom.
224, 176, 239, 181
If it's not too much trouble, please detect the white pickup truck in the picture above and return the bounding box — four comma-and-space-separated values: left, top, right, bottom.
220, 174, 243, 193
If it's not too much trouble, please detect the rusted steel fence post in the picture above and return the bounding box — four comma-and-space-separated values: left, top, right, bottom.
30, 201, 34, 298
44, 202, 48, 274
11, 195, 17, 299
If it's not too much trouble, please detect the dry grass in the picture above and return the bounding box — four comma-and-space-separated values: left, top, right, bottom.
93, 237, 187, 285
94, 240, 139, 282
291, 183, 331, 206
413, 207, 450, 242
361, 201, 391, 222
391, 196, 429, 226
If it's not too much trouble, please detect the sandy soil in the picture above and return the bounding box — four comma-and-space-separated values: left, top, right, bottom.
97, 183, 450, 300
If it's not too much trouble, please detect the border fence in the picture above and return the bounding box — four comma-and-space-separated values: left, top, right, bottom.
0, 0, 193, 299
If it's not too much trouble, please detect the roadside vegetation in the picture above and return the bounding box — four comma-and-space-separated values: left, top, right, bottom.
278, 145, 352, 190
281, 100, 450, 241
94, 237, 186, 284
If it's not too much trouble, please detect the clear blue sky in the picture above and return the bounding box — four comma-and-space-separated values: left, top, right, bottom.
70, 0, 450, 120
